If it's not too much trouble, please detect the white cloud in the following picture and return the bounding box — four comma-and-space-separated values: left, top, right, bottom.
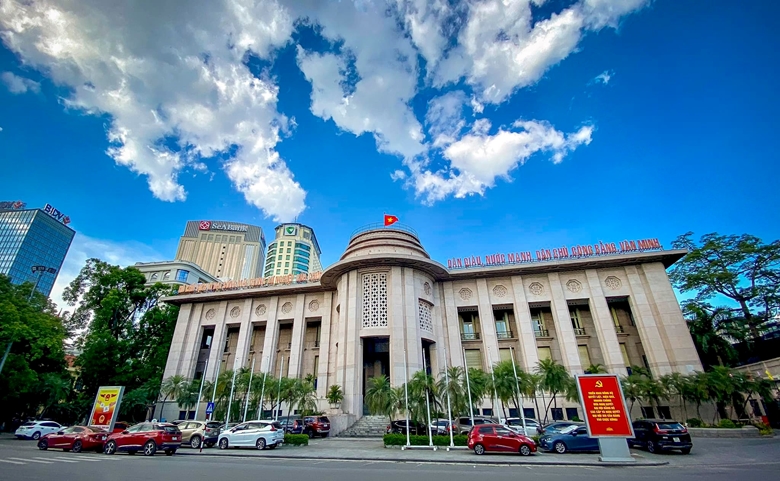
0, 0, 306, 222
1, 71, 40, 94
593, 70, 614, 84
425, 90, 468, 148
50, 233, 163, 313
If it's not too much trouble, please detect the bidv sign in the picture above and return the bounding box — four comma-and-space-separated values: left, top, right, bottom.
43, 203, 71, 225
198, 220, 248, 232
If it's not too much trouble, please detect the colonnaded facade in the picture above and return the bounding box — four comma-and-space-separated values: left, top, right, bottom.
160, 226, 702, 423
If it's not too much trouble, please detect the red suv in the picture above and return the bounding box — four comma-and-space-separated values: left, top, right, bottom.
302, 416, 330, 438
468, 423, 537, 456
104, 422, 181, 456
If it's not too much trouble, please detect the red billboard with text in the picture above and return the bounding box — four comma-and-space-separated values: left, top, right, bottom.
576, 374, 634, 438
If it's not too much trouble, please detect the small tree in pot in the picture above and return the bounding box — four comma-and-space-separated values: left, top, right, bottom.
327, 384, 343, 409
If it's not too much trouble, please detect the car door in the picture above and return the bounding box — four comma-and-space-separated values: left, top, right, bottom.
631, 421, 646, 446
570, 427, 596, 451
231, 423, 252, 446
181, 422, 198, 442
476, 425, 497, 450
494, 426, 517, 452
41, 422, 60, 436
47, 426, 73, 448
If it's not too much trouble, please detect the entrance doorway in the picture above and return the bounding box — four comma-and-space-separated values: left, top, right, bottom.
362, 337, 390, 415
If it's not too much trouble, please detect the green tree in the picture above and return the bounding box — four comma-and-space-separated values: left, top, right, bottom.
535, 358, 571, 423
176, 379, 202, 412
365, 375, 397, 422
659, 372, 691, 420
436, 366, 467, 419
326, 384, 343, 407
408, 369, 439, 426
584, 364, 608, 374
670, 232, 780, 339
465, 368, 492, 414
682, 301, 740, 368
157, 375, 189, 420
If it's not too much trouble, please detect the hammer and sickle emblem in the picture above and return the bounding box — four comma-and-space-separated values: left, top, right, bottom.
595, 380, 603, 388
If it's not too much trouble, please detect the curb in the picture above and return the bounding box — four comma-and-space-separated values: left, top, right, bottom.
174, 450, 668, 467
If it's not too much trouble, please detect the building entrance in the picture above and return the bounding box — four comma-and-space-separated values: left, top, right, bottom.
362, 337, 390, 415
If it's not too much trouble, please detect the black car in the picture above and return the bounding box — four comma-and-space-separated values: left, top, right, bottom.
276, 415, 302, 433
387, 420, 427, 435
629, 419, 692, 454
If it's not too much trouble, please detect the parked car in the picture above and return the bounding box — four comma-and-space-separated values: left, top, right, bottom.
301, 416, 331, 438
629, 419, 692, 454
177, 421, 219, 449
431, 419, 454, 435
454, 416, 494, 435
537, 421, 582, 435
15, 421, 64, 440
387, 420, 427, 435
112, 422, 131, 434
218, 420, 285, 450
104, 422, 182, 456
538, 425, 598, 453
38, 426, 108, 452
277, 415, 301, 433
467, 423, 537, 456
504, 418, 541, 435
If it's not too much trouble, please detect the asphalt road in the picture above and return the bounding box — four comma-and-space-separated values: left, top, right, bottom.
0, 437, 778, 481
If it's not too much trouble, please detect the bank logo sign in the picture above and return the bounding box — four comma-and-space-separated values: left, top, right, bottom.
43, 203, 71, 225
284, 225, 298, 236
199, 220, 248, 233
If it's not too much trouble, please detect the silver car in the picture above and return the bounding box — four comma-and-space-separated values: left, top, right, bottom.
217, 420, 285, 450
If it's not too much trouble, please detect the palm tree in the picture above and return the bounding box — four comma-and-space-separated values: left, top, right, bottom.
492, 360, 525, 419
465, 368, 492, 414
38, 373, 72, 419
409, 369, 439, 426
638, 376, 667, 418
687, 372, 710, 421
176, 379, 202, 412
535, 359, 571, 423
436, 366, 467, 419
158, 374, 189, 420
584, 364, 608, 374
682, 301, 741, 369
706, 366, 735, 423
525, 373, 545, 422
365, 375, 397, 422
659, 372, 690, 420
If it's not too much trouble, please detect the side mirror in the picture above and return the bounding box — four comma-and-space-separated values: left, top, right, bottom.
57, 431, 64, 435
570, 431, 578, 436
122, 430, 129, 435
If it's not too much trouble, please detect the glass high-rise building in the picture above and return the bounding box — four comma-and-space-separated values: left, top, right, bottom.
0, 201, 76, 296
263, 223, 322, 277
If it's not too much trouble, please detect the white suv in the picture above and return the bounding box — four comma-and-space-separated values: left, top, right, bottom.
217, 420, 285, 450
15, 421, 64, 440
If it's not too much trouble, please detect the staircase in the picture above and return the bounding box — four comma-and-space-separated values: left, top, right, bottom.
338, 415, 388, 437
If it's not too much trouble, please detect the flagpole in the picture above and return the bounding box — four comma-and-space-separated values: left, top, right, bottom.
443, 345, 454, 448
463, 349, 474, 427
488, 347, 501, 422
225, 369, 237, 431
257, 356, 268, 420
509, 346, 528, 436
422, 352, 433, 447
209, 365, 219, 421
194, 358, 209, 421
275, 356, 285, 421
242, 358, 255, 422
403, 348, 410, 447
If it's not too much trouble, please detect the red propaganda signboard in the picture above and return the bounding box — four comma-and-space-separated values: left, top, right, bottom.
576, 374, 634, 438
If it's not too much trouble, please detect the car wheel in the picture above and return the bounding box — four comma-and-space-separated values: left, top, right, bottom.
680, 447, 691, 455
165, 449, 176, 456
519, 444, 532, 456
219, 438, 229, 450
72, 440, 83, 453
306, 430, 314, 439
554, 441, 567, 454
37, 440, 48, 450
104, 441, 117, 455
646, 440, 657, 454
190, 436, 201, 449
32, 431, 42, 440
143, 440, 157, 456
256, 438, 267, 450
474, 443, 485, 455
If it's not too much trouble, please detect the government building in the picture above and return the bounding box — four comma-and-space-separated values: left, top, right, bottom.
161, 225, 701, 425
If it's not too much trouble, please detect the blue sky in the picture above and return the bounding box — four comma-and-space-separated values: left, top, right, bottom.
1, 0, 778, 309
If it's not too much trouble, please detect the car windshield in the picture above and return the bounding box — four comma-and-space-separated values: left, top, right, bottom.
559, 425, 579, 434
158, 425, 180, 433
318, 417, 329, 423
656, 422, 685, 430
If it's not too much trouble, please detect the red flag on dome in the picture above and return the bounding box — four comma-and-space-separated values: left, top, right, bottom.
384, 214, 399, 226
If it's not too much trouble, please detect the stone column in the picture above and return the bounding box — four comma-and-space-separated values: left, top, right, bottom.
476, 279, 500, 368
232, 298, 255, 371
510, 276, 539, 372
624, 266, 673, 375
430, 281, 447, 376
205, 301, 229, 382
260, 297, 280, 373
442, 282, 464, 369
335, 276, 349, 391
546, 273, 583, 374
162, 303, 195, 378
403, 268, 422, 375
343, 270, 361, 415
316, 292, 333, 397
390, 267, 407, 387
287, 293, 307, 378
585, 270, 625, 374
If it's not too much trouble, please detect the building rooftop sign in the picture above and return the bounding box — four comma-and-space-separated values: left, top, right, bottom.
0, 200, 26, 210
198, 220, 248, 232
177, 271, 323, 294
447, 238, 663, 269
43, 203, 71, 225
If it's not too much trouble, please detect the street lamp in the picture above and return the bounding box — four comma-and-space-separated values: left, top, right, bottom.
0, 265, 57, 375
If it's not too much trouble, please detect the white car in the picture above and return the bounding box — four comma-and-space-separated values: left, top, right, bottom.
218, 420, 285, 450
15, 421, 64, 440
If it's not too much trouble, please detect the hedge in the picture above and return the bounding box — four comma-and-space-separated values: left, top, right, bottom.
284, 434, 309, 446
383, 433, 468, 446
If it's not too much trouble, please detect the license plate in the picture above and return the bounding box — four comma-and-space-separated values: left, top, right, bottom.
673, 437, 680, 442
172, 437, 178, 441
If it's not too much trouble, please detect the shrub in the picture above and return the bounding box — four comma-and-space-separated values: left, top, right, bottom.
284, 434, 309, 446
571, 416, 582, 422
752, 422, 773, 436
686, 418, 704, 428
383, 434, 467, 446
532, 435, 541, 445
718, 419, 737, 429
327, 385, 344, 406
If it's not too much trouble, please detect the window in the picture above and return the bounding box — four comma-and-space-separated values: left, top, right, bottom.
287, 248, 291, 253
150, 273, 158, 280
619, 343, 631, 367
499, 348, 513, 363
460, 313, 479, 340
163, 271, 171, 280
481, 408, 493, 416
610, 306, 623, 332
537, 347, 552, 362
285, 262, 289, 267
551, 408, 563, 420
176, 269, 189, 282
566, 408, 579, 420
578, 345, 591, 368
657, 406, 671, 419
523, 408, 536, 419
531, 309, 547, 336
570, 308, 585, 335
465, 349, 482, 369
641, 406, 655, 418
478, 426, 493, 435
286, 255, 290, 260
313, 356, 319, 389
495, 427, 513, 436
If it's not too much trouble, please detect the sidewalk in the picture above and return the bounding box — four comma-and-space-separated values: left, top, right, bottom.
176, 437, 667, 467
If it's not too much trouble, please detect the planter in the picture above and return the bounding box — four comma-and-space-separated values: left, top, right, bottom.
688, 426, 761, 438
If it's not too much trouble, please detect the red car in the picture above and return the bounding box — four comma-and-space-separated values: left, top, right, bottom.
467, 423, 537, 456
104, 422, 181, 456
38, 426, 109, 452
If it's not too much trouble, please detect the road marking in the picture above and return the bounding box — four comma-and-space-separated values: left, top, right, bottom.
70, 457, 105, 462
9, 457, 51, 464
0, 459, 26, 465
37, 457, 78, 463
